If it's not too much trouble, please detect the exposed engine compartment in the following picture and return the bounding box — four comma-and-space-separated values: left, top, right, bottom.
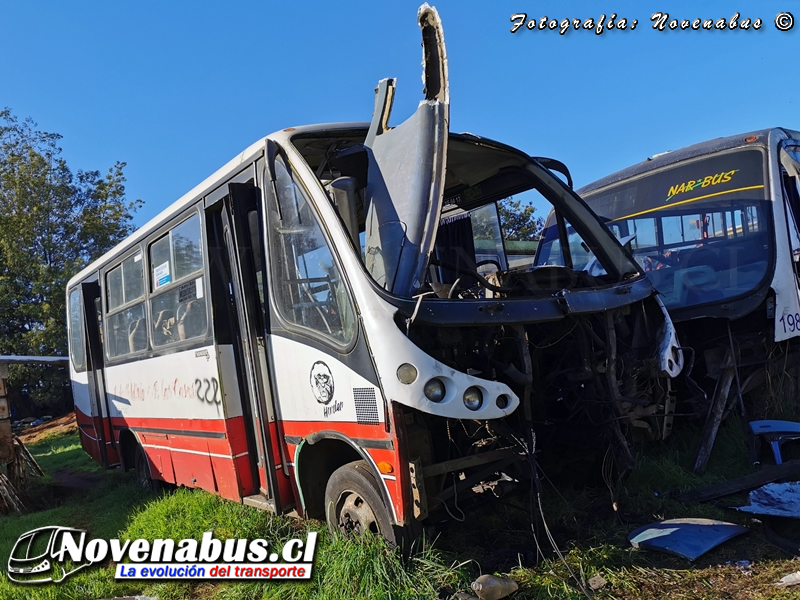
401, 273, 677, 476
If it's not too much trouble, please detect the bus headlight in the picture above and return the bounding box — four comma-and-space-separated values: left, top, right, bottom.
423, 378, 446, 402
397, 363, 418, 384
463, 387, 483, 411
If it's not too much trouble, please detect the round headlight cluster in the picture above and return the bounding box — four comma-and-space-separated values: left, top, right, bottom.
496, 394, 510, 409
423, 378, 446, 402
420, 378, 508, 413
463, 387, 483, 411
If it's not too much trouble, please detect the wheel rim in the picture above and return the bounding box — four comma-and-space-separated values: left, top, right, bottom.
336, 490, 380, 536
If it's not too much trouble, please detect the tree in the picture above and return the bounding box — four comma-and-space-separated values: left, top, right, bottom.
0, 108, 142, 411
471, 197, 544, 243
497, 197, 544, 241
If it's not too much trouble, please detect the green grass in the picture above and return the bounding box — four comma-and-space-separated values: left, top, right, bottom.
120, 490, 470, 600
31, 436, 104, 477
1, 418, 799, 599
0, 486, 470, 600
0, 428, 150, 600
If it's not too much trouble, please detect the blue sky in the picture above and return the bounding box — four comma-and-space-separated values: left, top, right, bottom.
2, 1, 796, 226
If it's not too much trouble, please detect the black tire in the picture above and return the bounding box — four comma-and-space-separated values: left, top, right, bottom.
324, 460, 398, 546
133, 445, 159, 492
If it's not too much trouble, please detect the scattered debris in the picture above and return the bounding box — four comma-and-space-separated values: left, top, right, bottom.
775, 571, 800, 588
678, 459, 800, 504
17, 413, 77, 445
0, 472, 24, 512
749, 420, 800, 465
693, 350, 736, 475
588, 574, 608, 590
452, 593, 480, 600
737, 482, 800, 518
628, 518, 749, 561
0, 434, 45, 513
725, 560, 752, 576
14, 436, 44, 477
470, 574, 518, 600
0, 360, 64, 514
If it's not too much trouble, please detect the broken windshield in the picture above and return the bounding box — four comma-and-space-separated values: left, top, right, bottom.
575, 149, 771, 310
292, 129, 643, 297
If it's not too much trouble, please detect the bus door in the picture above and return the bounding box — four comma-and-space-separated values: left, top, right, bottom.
219, 182, 287, 511
80, 280, 116, 467
780, 146, 800, 268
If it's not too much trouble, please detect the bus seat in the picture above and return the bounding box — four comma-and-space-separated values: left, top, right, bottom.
671, 266, 719, 306
177, 300, 206, 340
733, 260, 768, 291
128, 318, 147, 353
327, 176, 360, 250
434, 214, 477, 288
111, 322, 128, 357
153, 310, 175, 345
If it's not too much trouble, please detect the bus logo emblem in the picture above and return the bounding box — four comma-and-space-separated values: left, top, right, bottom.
8, 526, 92, 584
310, 361, 334, 405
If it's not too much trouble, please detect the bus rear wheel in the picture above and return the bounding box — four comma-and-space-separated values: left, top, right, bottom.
324, 460, 397, 546
134, 445, 159, 492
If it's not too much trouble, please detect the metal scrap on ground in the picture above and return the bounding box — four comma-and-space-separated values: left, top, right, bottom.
628, 518, 749, 561
737, 481, 800, 518
677, 459, 800, 503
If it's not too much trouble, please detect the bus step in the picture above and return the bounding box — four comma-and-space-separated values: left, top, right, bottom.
242, 494, 275, 512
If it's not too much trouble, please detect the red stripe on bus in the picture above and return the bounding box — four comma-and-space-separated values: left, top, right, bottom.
281, 420, 392, 442
73, 409, 400, 515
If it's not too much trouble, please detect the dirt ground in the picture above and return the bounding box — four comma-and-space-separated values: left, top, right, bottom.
16, 412, 77, 445
15, 412, 107, 502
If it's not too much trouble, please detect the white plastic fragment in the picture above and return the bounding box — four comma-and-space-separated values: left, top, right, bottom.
776, 571, 800, 588
588, 574, 608, 590
471, 574, 519, 600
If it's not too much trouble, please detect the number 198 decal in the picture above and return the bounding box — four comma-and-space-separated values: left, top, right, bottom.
779, 313, 800, 333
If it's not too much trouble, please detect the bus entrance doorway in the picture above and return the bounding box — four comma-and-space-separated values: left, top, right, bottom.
206, 178, 291, 512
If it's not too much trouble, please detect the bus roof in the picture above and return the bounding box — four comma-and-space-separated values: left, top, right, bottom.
66, 122, 369, 289
578, 127, 800, 197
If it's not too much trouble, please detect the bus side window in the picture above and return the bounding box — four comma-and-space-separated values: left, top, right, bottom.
105, 252, 147, 357
149, 213, 208, 347
266, 160, 356, 346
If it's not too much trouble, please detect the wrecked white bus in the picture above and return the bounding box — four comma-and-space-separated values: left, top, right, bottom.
66, 5, 681, 544
566, 128, 800, 472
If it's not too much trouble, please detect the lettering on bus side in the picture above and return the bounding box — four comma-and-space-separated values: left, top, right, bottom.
665, 169, 737, 202
323, 401, 343, 418
195, 378, 220, 403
